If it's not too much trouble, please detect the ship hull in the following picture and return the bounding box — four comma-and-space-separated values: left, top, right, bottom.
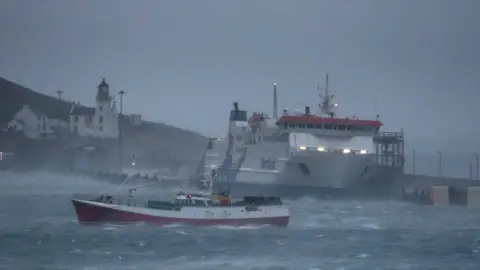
213, 180, 393, 200
233, 152, 375, 189
278, 152, 375, 188
72, 199, 289, 227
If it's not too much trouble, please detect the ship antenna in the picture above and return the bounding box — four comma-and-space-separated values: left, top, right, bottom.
273, 82, 278, 119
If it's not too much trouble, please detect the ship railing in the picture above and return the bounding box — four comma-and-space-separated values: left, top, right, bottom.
72, 193, 140, 207
374, 131, 404, 139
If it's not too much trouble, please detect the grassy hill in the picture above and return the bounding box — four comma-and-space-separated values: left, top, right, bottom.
0, 77, 209, 174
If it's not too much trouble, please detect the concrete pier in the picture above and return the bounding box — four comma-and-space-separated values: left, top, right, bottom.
396, 174, 480, 206
467, 187, 480, 207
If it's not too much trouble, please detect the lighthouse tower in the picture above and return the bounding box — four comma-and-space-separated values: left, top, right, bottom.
95, 78, 118, 138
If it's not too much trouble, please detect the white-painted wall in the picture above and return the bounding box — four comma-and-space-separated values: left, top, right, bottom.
289, 132, 374, 152
69, 98, 119, 139
94, 99, 118, 138
7, 105, 53, 139
70, 114, 94, 137
130, 114, 142, 126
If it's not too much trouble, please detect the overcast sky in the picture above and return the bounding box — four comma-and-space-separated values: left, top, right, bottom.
1, 0, 479, 153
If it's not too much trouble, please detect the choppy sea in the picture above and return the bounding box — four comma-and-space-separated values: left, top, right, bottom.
0, 171, 479, 270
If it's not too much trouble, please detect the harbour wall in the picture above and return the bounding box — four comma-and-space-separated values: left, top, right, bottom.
393, 173, 480, 206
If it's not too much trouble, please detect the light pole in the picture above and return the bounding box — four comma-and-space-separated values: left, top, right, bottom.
56, 90, 63, 99
118, 90, 125, 173
55, 90, 64, 137
412, 149, 416, 174
469, 161, 473, 179
472, 153, 479, 180
436, 151, 442, 177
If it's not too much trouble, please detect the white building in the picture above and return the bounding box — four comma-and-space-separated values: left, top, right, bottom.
69, 78, 119, 138
6, 104, 55, 139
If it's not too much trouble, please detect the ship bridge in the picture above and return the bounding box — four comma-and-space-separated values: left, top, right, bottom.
276, 106, 382, 136
276, 105, 383, 155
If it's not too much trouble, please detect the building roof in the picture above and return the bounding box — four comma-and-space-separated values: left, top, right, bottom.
96, 78, 111, 101
98, 78, 109, 89
21, 104, 46, 118
70, 105, 95, 116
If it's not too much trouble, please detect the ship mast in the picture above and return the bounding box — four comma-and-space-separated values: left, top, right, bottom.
273, 83, 278, 119
319, 73, 335, 117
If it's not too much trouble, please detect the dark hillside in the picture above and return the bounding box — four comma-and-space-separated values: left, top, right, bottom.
0, 78, 72, 124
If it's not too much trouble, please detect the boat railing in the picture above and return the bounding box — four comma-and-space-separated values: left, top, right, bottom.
100, 196, 139, 207
73, 193, 141, 207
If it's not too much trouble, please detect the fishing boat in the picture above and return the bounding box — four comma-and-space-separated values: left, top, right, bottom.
71, 172, 290, 227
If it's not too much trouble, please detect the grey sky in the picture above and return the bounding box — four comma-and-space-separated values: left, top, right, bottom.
1, 0, 479, 153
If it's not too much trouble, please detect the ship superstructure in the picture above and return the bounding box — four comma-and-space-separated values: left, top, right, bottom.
205, 75, 384, 195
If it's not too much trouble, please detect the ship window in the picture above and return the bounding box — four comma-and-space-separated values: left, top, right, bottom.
347, 125, 357, 131
338, 124, 346, 130
288, 124, 295, 128
283, 123, 288, 128
298, 124, 305, 128
324, 124, 333, 129
357, 125, 365, 131
236, 135, 242, 141
315, 124, 322, 129
307, 123, 314, 128
363, 126, 372, 132
258, 136, 261, 142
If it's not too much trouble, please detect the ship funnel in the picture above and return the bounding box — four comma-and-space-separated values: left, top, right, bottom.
233, 102, 239, 111
273, 83, 278, 119
305, 106, 310, 115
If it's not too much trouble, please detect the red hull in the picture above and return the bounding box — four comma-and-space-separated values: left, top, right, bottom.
72, 200, 289, 227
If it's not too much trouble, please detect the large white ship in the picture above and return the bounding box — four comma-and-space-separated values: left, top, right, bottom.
205, 75, 385, 197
